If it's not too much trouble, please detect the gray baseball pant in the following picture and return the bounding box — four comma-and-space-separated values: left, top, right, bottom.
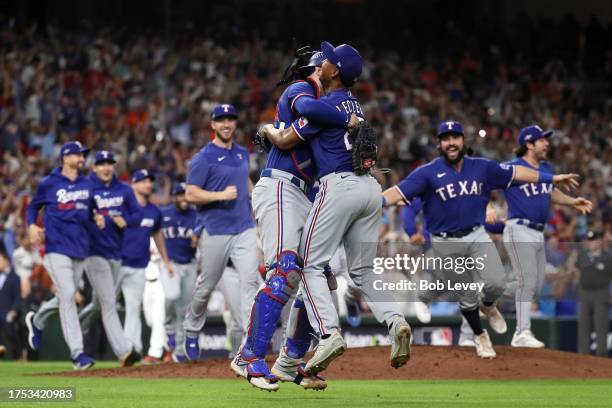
299, 172, 404, 336
503, 220, 546, 332
115, 265, 147, 353
184, 228, 260, 337
34, 253, 85, 359
164, 260, 197, 353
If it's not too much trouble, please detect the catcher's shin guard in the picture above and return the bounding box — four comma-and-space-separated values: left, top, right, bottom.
241, 251, 303, 360
284, 296, 314, 359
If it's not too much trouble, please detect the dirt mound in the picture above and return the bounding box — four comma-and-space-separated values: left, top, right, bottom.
56, 346, 612, 380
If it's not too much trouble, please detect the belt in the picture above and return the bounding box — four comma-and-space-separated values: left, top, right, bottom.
261, 168, 310, 194
147, 278, 158, 282
433, 226, 480, 239
511, 218, 545, 232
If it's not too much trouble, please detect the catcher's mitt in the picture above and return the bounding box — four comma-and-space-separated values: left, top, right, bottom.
351, 121, 378, 175
253, 125, 272, 152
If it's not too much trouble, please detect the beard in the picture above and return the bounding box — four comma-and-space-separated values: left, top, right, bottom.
439, 145, 467, 164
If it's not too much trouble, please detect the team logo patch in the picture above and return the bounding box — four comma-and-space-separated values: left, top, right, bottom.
298, 117, 308, 129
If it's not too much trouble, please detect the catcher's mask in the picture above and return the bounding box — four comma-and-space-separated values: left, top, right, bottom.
277, 45, 318, 86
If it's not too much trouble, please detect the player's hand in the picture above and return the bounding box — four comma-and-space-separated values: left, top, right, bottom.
347, 113, 360, 132
93, 210, 106, 229
486, 208, 499, 224
220, 185, 238, 201
409, 233, 425, 246
112, 215, 127, 229
553, 173, 580, 192
572, 197, 593, 215
166, 262, 175, 278
191, 235, 199, 248
28, 224, 45, 245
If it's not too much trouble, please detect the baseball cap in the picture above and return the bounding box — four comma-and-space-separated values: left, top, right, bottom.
132, 169, 155, 183
94, 150, 116, 164
518, 125, 553, 146
211, 104, 237, 121
172, 182, 187, 195
60, 141, 89, 158
320, 41, 363, 84
437, 121, 464, 137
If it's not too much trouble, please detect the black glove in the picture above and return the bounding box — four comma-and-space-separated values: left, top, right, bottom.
253, 125, 272, 152
350, 121, 378, 176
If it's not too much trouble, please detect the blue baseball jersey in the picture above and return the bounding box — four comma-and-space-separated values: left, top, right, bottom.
161, 204, 197, 264
186, 142, 254, 235
503, 158, 553, 225
395, 157, 515, 234
121, 202, 162, 268
26, 167, 95, 259
267, 80, 348, 186
291, 89, 364, 178
89, 173, 143, 260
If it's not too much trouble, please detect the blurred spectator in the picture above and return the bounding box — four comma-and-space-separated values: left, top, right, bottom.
0, 246, 22, 359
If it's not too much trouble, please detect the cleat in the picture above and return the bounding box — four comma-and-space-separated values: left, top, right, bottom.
511, 330, 545, 348
272, 348, 327, 390
474, 330, 496, 359
142, 355, 162, 365
72, 353, 95, 370
458, 334, 476, 347
480, 303, 507, 334
25, 311, 43, 351
172, 353, 187, 363
390, 319, 411, 368
121, 349, 142, 367
414, 301, 431, 324
230, 353, 248, 378
246, 359, 280, 391
185, 336, 200, 361
304, 330, 346, 376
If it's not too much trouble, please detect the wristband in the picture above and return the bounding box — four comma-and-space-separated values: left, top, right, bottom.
382, 196, 387, 207
538, 172, 553, 184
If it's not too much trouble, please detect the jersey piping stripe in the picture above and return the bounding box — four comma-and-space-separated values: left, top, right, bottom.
290, 93, 312, 112
393, 185, 411, 205
276, 180, 284, 261
291, 122, 306, 141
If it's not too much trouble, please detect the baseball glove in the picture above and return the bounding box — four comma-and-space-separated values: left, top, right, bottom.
350, 121, 378, 175
253, 125, 272, 152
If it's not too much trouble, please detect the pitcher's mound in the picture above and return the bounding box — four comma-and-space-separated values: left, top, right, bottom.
57, 346, 612, 380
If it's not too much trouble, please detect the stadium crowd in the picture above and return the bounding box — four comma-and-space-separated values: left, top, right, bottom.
0, 14, 610, 359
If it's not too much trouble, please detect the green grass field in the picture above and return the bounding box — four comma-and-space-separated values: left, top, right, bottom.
1, 362, 611, 407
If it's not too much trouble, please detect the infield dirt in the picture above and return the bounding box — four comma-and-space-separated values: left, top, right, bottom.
55, 345, 612, 380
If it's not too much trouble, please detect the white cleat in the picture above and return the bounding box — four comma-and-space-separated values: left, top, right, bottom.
271, 348, 327, 390
511, 330, 545, 348
304, 330, 347, 376
474, 330, 496, 359
414, 302, 431, 324
390, 319, 412, 368
230, 353, 248, 378
249, 376, 280, 392
479, 304, 507, 334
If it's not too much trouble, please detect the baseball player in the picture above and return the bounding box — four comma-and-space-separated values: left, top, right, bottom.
118, 169, 173, 354
502, 125, 592, 347
261, 41, 412, 378
382, 120, 580, 358
235, 49, 357, 391
143, 238, 168, 364
28, 150, 143, 367
24, 141, 103, 369
160, 182, 198, 362
182, 104, 260, 361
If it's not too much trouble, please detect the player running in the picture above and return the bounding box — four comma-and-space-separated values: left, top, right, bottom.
161, 182, 198, 362
182, 104, 260, 361
261, 41, 412, 377
502, 125, 591, 347
25, 141, 104, 370
382, 120, 581, 359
